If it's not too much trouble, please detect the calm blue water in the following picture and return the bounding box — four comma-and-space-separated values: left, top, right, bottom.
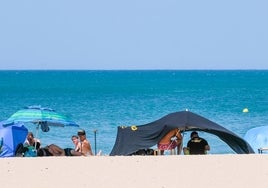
0, 70, 267, 155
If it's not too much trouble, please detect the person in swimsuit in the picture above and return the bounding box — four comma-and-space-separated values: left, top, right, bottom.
157, 128, 182, 155
37, 144, 82, 157
24, 132, 41, 149
77, 129, 93, 156
71, 135, 81, 152
63, 135, 83, 156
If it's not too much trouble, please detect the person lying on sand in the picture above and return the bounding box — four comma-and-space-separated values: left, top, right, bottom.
37, 144, 82, 157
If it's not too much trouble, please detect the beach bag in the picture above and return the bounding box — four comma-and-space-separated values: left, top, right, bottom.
24, 146, 37, 157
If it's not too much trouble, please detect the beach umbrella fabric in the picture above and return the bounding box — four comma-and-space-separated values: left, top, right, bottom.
4, 106, 79, 148
244, 126, 268, 153
0, 121, 28, 157
5, 106, 79, 128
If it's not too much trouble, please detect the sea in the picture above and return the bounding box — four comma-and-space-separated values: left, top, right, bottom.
0, 70, 267, 155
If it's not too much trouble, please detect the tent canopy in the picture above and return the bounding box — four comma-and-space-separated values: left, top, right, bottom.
0, 121, 28, 157
110, 111, 254, 155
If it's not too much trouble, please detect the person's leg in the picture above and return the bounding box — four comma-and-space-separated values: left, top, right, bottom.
176, 142, 182, 155
48, 144, 65, 156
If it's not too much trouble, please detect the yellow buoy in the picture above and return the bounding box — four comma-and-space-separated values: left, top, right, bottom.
243, 108, 249, 113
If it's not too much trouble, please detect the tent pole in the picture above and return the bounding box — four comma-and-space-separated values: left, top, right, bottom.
93, 129, 97, 155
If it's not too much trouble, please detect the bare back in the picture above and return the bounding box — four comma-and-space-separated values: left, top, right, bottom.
159, 129, 182, 144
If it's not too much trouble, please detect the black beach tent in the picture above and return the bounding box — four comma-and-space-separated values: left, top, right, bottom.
110, 111, 254, 155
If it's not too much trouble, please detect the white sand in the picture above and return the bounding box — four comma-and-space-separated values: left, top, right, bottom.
1, 154, 268, 188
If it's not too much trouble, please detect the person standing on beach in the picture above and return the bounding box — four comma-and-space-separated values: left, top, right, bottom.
183, 131, 210, 155
157, 128, 182, 155
77, 129, 93, 156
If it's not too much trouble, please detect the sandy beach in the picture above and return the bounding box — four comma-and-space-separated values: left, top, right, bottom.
1, 154, 268, 188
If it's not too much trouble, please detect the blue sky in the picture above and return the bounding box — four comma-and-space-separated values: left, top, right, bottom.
0, 1, 267, 70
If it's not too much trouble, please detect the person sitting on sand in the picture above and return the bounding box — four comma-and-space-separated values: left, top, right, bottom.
71, 135, 81, 152
24, 132, 41, 149
37, 144, 82, 157
77, 129, 93, 156
157, 128, 182, 155
183, 131, 210, 155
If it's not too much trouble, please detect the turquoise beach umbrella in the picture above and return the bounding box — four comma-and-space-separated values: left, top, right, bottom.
5, 105, 79, 128
4, 106, 79, 147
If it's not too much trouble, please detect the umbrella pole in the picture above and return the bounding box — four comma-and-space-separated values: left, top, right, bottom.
94, 129, 97, 155
34, 123, 40, 152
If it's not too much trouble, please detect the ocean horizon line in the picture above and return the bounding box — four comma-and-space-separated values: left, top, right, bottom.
0, 69, 267, 72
